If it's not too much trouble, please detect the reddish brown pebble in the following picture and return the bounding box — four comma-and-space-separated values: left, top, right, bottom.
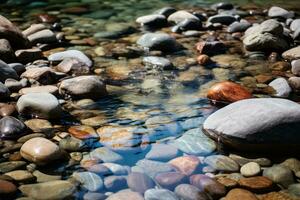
238, 176, 273, 192
269, 61, 291, 72
197, 54, 211, 65
226, 188, 258, 200
0, 104, 16, 117
0, 179, 17, 195
207, 81, 252, 104
68, 126, 98, 140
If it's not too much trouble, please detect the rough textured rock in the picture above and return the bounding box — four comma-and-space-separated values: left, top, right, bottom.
203, 98, 300, 151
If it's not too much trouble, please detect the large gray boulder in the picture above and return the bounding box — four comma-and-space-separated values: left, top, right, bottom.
203, 98, 300, 151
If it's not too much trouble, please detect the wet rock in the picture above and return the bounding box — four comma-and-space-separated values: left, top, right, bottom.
155, 172, 188, 191
204, 155, 239, 172
0, 59, 19, 82
19, 85, 58, 95
240, 162, 261, 177
0, 15, 29, 49
0, 116, 26, 139
20, 137, 61, 165
144, 188, 179, 200
208, 14, 236, 25
290, 19, 300, 31
282, 46, 300, 60
155, 7, 177, 18
229, 154, 271, 167
291, 59, 300, 76
19, 180, 75, 200
15, 48, 43, 64
190, 174, 226, 199
169, 156, 201, 176
136, 14, 167, 28
104, 176, 128, 192
263, 165, 294, 188
170, 128, 216, 156
106, 189, 144, 200
17, 92, 62, 119
167, 10, 199, 24
0, 39, 15, 62
268, 77, 291, 97
145, 143, 180, 162
172, 18, 202, 33
288, 183, 300, 198
197, 54, 211, 65
20, 67, 56, 85
238, 176, 273, 192
143, 56, 173, 70
89, 147, 124, 164
280, 158, 300, 174
137, 32, 179, 52
196, 40, 226, 56
24, 119, 52, 133
73, 172, 103, 192
0, 82, 10, 100
270, 61, 291, 71
212, 2, 234, 10
59, 136, 85, 151
217, 177, 238, 189
268, 6, 294, 19
0, 161, 26, 173
83, 192, 107, 200
59, 76, 107, 99
225, 188, 258, 200
5, 170, 35, 183
127, 172, 156, 194
27, 29, 56, 45
228, 20, 251, 33
0, 179, 17, 195
175, 184, 210, 200
203, 98, 300, 151
0, 103, 16, 117
56, 58, 90, 75
8, 63, 25, 75
22, 24, 47, 37
48, 50, 92, 67
5, 78, 24, 91
134, 159, 176, 178
207, 81, 252, 104
32, 170, 61, 183
68, 125, 98, 140
102, 163, 130, 176
84, 164, 112, 176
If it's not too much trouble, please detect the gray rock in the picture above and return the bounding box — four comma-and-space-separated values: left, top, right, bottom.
59, 76, 107, 99
288, 77, 300, 91
155, 7, 177, 18
144, 189, 179, 200
15, 48, 43, 64
155, 172, 188, 191
0, 39, 15, 62
127, 172, 156, 194
268, 6, 294, 19
19, 180, 75, 200
104, 176, 128, 192
172, 18, 202, 33
282, 46, 300, 60
263, 165, 294, 188
102, 163, 130, 176
8, 63, 25, 75
145, 143, 180, 162
290, 19, 300, 31
143, 56, 173, 70
260, 19, 283, 35
137, 33, 179, 52
0, 59, 19, 83
48, 50, 92, 67
73, 172, 103, 192
204, 155, 239, 172
229, 154, 271, 167
175, 184, 209, 200
291, 59, 300, 76
27, 29, 56, 45
22, 24, 47, 37
203, 98, 300, 150
136, 14, 167, 28
5, 78, 25, 91
83, 192, 107, 200
0, 161, 26, 173
227, 20, 251, 33
208, 14, 236, 25
0, 116, 26, 139
0, 82, 10, 100
293, 28, 300, 40
89, 147, 124, 164
16, 92, 62, 119
133, 159, 176, 178
167, 10, 199, 24
269, 77, 291, 97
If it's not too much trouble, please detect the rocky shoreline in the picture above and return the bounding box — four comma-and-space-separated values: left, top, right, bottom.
1, 1, 300, 200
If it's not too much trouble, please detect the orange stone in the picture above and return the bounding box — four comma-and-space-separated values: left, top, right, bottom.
0, 179, 17, 195
226, 188, 258, 200
207, 81, 252, 104
217, 177, 238, 189
68, 126, 98, 140
197, 54, 211, 65
238, 176, 273, 192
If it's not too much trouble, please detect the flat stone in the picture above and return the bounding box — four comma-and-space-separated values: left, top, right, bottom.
134, 159, 176, 178
175, 184, 210, 200
204, 155, 239, 172
208, 14, 236, 25
155, 7, 177, 17
155, 172, 188, 191
16, 92, 62, 119
282, 46, 300, 60
143, 56, 173, 70
5, 170, 35, 183
83, 192, 107, 200
20, 137, 61, 165
172, 18, 202, 33
238, 176, 273, 192
15, 48, 43, 64
167, 10, 199, 24
268, 6, 294, 19
136, 14, 167, 28
216, 177, 238, 189
73, 172, 103, 192
59, 136, 85, 151
104, 176, 128, 192
88, 147, 124, 164
190, 174, 226, 199
19, 85, 58, 95
291, 59, 300, 76
0, 103, 16, 117
263, 165, 294, 188
228, 20, 251, 33
127, 172, 156, 194
0, 161, 26, 173
56, 58, 90, 75
106, 189, 144, 200
225, 188, 258, 200
203, 98, 300, 151
19, 180, 75, 200
240, 162, 261, 177
0, 179, 17, 195
229, 154, 271, 167
102, 163, 130, 176
268, 77, 291, 97
22, 24, 47, 37
290, 19, 300, 31
27, 29, 56, 45
144, 189, 179, 200
169, 156, 201, 176
0, 116, 27, 139
68, 125, 98, 140
24, 119, 52, 133
145, 143, 180, 162
32, 170, 61, 183
48, 50, 92, 67
59, 76, 107, 99
20, 67, 56, 85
